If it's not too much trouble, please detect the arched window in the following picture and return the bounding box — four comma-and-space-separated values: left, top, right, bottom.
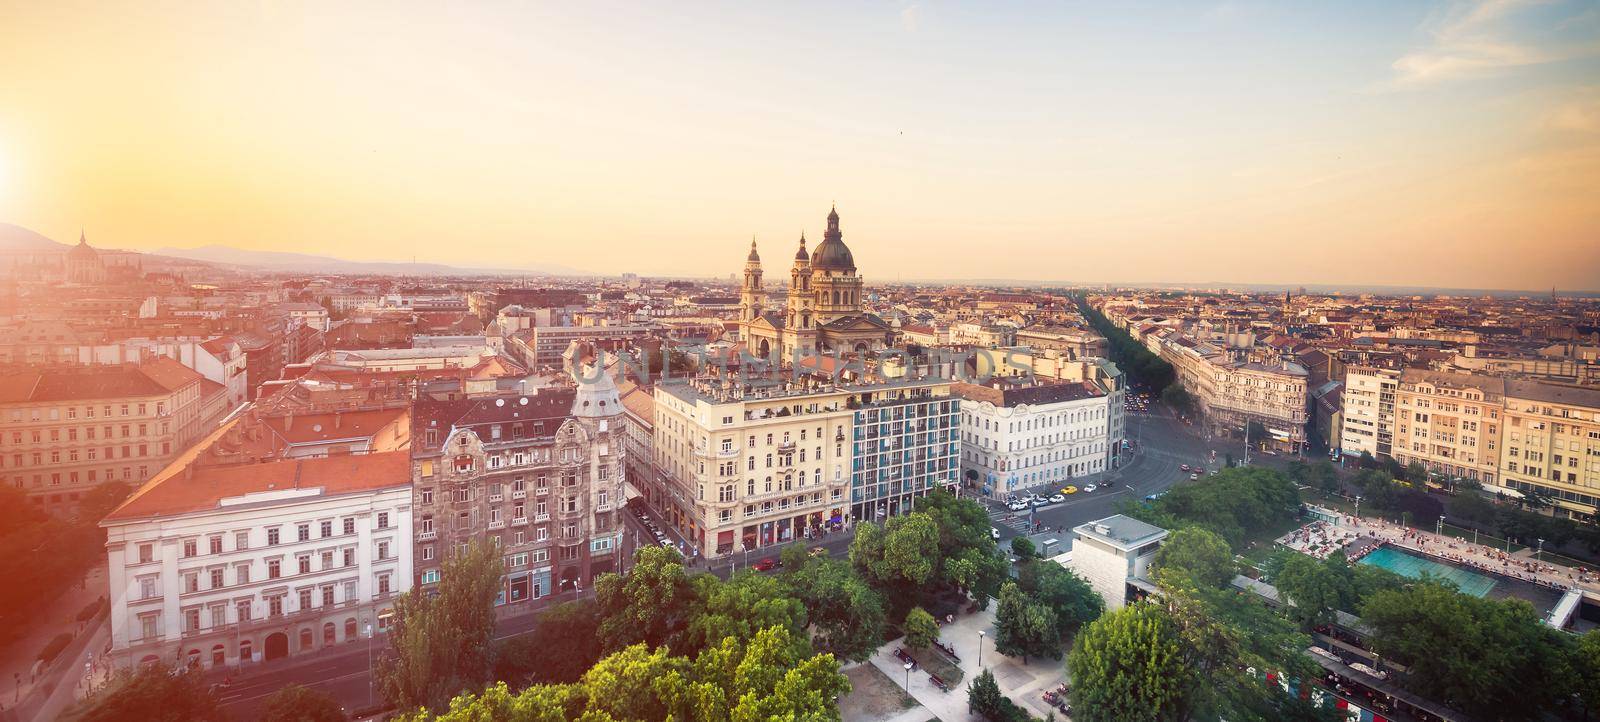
299, 628, 314, 651
345, 618, 358, 642
239, 639, 253, 662
323, 622, 336, 645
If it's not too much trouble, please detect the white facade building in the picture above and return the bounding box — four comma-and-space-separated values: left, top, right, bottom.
102, 441, 412, 670
1341, 366, 1400, 459
1065, 515, 1168, 612
956, 380, 1116, 499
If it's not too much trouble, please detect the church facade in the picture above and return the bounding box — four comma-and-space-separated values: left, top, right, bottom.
740, 206, 891, 361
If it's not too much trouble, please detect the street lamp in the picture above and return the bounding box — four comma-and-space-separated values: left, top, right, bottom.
978, 630, 986, 667
1437, 515, 1445, 537
1354, 495, 1362, 521
1538, 538, 1545, 564
365, 623, 374, 708
903, 661, 913, 691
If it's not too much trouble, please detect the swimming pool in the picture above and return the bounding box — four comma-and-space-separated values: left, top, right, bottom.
1357, 545, 1498, 598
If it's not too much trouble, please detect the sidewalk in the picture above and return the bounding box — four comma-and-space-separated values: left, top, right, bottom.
867, 601, 1070, 722
0, 562, 108, 722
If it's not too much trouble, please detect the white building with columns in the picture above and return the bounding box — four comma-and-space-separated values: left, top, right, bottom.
101, 421, 411, 670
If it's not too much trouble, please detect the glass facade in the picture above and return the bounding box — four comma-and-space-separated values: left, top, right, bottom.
850, 397, 961, 522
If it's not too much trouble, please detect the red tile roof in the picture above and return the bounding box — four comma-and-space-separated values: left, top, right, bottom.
104, 430, 411, 522
0, 356, 202, 404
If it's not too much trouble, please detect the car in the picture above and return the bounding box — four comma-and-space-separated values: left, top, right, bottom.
1190, 472, 1200, 480
1083, 484, 1098, 493
1180, 464, 1191, 472
1062, 486, 1079, 495
753, 557, 778, 572
1007, 501, 1029, 512
659, 539, 675, 548
809, 546, 829, 557
990, 527, 1001, 540
1048, 494, 1065, 503
1030, 497, 1049, 507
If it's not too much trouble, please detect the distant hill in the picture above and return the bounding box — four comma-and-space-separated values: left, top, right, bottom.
0, 223, 69, 252
154, 244, 589, 277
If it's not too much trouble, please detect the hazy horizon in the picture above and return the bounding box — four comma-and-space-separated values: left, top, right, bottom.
2, 1, 1598, 290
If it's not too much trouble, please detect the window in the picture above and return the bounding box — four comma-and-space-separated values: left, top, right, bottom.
377, 512, 389, 529
182, 539, 197, 558
209, 568, 224, 589
236, 600, 252, 622
139, 614, 158, 640
297, 524, 310, 542
343, 548, 355, 567
297, 556, 311, 574
183, 608, 200, 633
138, 544, 154, 564
377, 541, 391, 560
421, 569, 440, 585
420, 488, 433, 505
422, 545, 434, 561
236, 564, 250, 584
322, 586, 335, 607
321, 550, 333, 569
208, 536, 222, 555
267, 559, 281, 579
184, 572, 199, 593
235, 531, 249, 550
267, 528, 280, 546
320, 520, 333, 538
377, 574, 391, 596
138, 576, 158, 599
343, 517, 355, 535
298, 588, 313, 611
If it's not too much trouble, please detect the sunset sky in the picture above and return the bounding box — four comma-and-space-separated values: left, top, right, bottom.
1, 1, 1597, 289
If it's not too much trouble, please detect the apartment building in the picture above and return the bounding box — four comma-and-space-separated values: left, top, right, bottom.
1340, 366, 1400, 459
0, 357, 227, 513
1154, 331, 1307, 451
651, 375, 959, 557
1500, 381, 1600, 520
1391, 369, 1504, 487
101, 425, 411, 670
410, 369, 626, 604
955, 379, 1115, 499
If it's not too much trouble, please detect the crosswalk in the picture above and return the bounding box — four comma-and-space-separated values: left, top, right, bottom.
988, 508, 1035, 533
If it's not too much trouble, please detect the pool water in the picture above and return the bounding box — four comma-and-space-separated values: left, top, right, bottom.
1357, 546, 1498, 597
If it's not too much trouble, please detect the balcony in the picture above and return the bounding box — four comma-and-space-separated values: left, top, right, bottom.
511, 490, 527, 500
418, 531, 437, 541
488, 520, 505, 530
534, 513, 550, 522
512, 517, 529, 527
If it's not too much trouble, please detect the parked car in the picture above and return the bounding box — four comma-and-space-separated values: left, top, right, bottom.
1007, 501, 1029, 512
1083, 484, 1098, 493
990, 527, 1001, 541
1190, 472, 1200, 480
1180, 464, 1191, 472
753, 557, 778, 571
1048, 494, 1065, 504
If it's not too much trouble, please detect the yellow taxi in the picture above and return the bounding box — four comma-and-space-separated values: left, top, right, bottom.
1061, 486, 1079, 495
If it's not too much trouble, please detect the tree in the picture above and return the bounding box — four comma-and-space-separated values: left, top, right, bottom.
1125, 467, 1300, 547
1160, 383, 1194, 414
1152, 527, 1235, 588
1575, 630, 1600, 719
1405, 461, 1431, 485
261, 684, 345, 722
76, 481, 133, 523
992, 582, 1059, 661
967, 668, 1005, 717
594, 545, 698, 652
1068, 603, 1195, 722
1272, 553, 1355, 630
1308, 460, 1340, 495
378, 538, 503, 713
1017, 559, 1103, 638
493, 600, 602, 684
903, 607, 938, 651
1010, 536, 1036, 560
78, 664, 227, 722
1361, 581, 1572, 719
784, 558, 887, 662
849, 513, 939, 618
677, 569, 806, 658
397, 626, 849, 722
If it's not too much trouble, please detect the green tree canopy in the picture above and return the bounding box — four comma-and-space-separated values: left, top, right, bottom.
1127, 467, 1300, 547
1151, 527, 1236, 589
378, 537, 504, 713
77, 664, 227, 722
1360, 581, 1573, 720
594, 545, 699, 652
261, 684, 345, 722
1068, 603, 1194, 722
782, 557, 886, 662
1016, 558, 1103, 638
1272, 553, 1356, 630
396, 625, 849, 722
902, 606, 938, 650
992, 582, 1060, 662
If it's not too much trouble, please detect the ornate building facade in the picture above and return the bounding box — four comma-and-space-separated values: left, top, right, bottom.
741, 206, 891, 361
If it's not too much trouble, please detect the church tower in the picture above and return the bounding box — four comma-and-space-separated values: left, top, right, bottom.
740, 238, 764, 324
786, 233, 813, 333
809, 204, 863, 325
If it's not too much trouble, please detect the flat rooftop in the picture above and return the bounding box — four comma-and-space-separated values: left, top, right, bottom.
1073, 514, 1169, 550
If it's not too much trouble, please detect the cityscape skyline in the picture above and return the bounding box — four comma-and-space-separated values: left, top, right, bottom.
2, 1, 1598, 290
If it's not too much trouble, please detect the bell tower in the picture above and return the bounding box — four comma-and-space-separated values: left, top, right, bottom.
786, 233, 813, 331
740, 237, 764, 324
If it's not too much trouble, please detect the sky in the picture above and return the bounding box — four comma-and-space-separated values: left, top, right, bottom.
1, 0, 1597, 290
